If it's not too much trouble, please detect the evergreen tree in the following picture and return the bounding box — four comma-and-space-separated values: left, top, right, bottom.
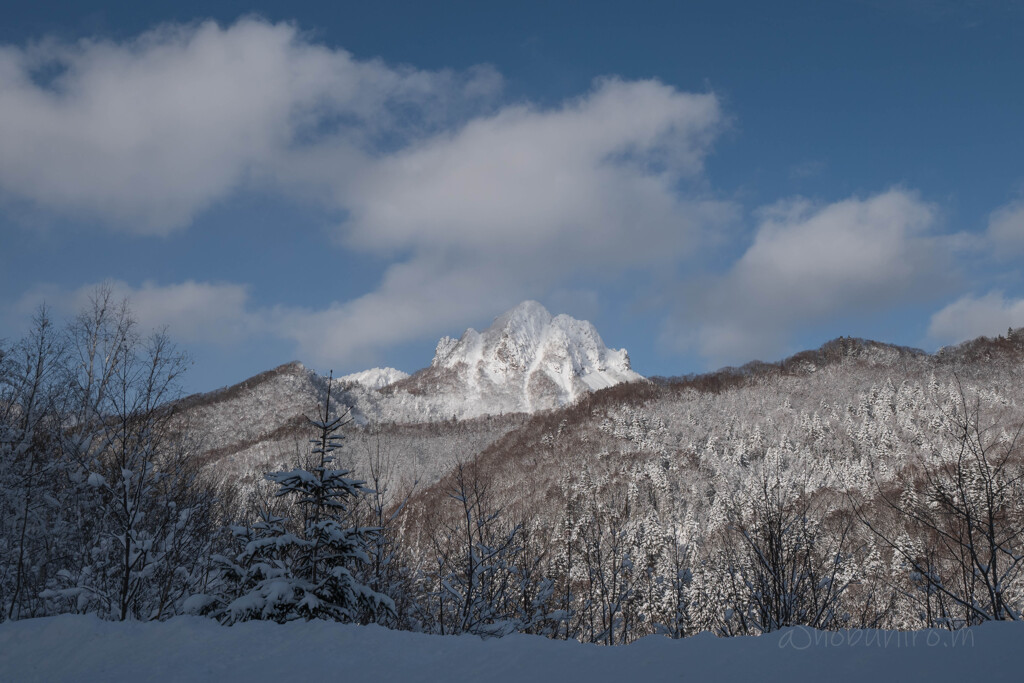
210, 377, 394, 624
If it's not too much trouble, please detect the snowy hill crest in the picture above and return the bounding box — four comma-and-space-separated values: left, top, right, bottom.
338, 367, 410, 390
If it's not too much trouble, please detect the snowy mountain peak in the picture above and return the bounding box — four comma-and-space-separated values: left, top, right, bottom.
432, 301, 553, 369
422, 301, 642, 416
206, 303, 646, 426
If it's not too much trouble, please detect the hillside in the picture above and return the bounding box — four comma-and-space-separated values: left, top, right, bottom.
411, 330, 1024, 519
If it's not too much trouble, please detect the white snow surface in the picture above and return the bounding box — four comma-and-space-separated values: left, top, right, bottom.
337, 367, 410, 390
0, 615, 1018, 683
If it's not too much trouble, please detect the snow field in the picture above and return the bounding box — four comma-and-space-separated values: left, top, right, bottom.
1, 616, 1020, 683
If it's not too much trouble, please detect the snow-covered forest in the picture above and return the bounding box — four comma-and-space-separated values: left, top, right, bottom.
3, 290, 1024, 668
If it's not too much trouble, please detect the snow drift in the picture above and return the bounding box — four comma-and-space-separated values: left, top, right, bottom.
0, 615, 1018, 683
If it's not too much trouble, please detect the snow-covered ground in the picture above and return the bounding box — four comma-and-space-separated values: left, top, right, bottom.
1, 616, 1019, 683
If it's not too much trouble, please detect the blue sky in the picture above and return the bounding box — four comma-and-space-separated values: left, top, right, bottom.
2, 1, 1023, 393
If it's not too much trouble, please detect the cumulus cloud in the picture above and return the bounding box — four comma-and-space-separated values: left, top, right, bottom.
666, 189, 950, 365
986, 201, 1024, 256
339, 78, 723, 254
16, 280, 254, 344
266, 259, 529, 367
280, 77, 734, 364
0, 18, 500, 232
928, 291, 1024, 344
1, 19, 739, 364
10, 17, 1024, 377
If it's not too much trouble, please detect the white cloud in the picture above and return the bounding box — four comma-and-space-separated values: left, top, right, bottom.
276, 78, 733, 364
0, 19, 499, 232
14, 273, 547, 369
667, 189, 949, 365
266, 259, 529, 367
1, 20, 738, 365
338, 78, 723, 255
986, 201, 1024, 256
118, 281, 253, 343
16, 280, 254, 344
928, 291, 1024, 344
6, 18, 1022, 376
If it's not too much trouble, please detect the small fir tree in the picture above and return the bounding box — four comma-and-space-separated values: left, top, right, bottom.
210, 376, 394, 624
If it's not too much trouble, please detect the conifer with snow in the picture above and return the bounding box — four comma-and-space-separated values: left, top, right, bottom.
210, 377, 393, 624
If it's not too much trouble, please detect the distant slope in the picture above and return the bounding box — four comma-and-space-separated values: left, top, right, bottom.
406, 330, 1024, 534
173, 360, 529, 494
173, 361, 326, 465
177, 322, 1024, 516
